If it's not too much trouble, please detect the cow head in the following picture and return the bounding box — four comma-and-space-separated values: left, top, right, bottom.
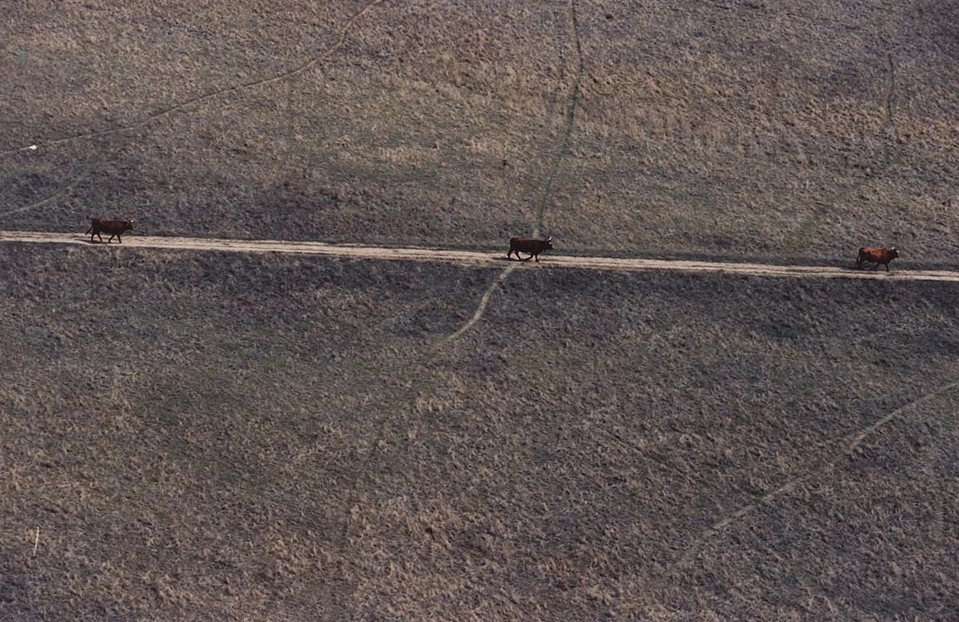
889, 247, 898, 259
545, 236, 553, 250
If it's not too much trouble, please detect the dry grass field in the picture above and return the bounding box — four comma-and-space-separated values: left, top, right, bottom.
4, 0, 959, 261
3, 0, 959, 619
3, 244, 959, 620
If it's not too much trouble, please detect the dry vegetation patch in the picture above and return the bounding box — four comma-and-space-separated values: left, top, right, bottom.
3, 1, 959, 263
2, 245, 958, 618
4, 0, 959, 618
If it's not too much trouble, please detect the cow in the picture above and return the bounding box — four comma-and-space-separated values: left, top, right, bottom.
507, 236, 553, 262
856, 246, 899, 272
87, 218, 134, 244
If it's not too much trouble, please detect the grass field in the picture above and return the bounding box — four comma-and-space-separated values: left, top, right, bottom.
2, 244, 958, 619
3, 0, 959, 619
4, 0, 959, 261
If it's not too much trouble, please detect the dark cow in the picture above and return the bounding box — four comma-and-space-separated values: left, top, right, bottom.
87, 218, 134, 244
856, 246, 899, 272
507, 236, 553, 262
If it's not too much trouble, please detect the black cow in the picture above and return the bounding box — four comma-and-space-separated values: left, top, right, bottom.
507, 236, 553, 262
87, 218, 134, 244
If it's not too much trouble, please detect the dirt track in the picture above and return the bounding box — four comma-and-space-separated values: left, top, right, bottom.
4, 230, 958, 282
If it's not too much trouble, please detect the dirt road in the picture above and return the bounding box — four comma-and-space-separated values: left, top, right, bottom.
4, 230, 957, 282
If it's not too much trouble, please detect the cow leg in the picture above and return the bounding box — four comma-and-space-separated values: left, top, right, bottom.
533, 254, 539, 262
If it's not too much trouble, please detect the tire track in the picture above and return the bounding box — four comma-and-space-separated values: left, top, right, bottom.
5, 230, 959, 282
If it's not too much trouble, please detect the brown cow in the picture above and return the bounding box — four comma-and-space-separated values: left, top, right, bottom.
856, 246, 899, 271
507, 236, 553, 262
87, 218, 134, 244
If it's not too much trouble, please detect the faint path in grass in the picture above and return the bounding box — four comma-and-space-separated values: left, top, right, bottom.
0, 148, 105, 217
0, 0, 386, 157
532, 0, 584, 238
6, 231, 959, 282
782, 49, 903, 254
0, 0, 386, 238
669, 378, 959, 573
883, 51, 900, 147
437, 0, 583, 359
434, 265, 517, 349
328, 264, 517, 616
